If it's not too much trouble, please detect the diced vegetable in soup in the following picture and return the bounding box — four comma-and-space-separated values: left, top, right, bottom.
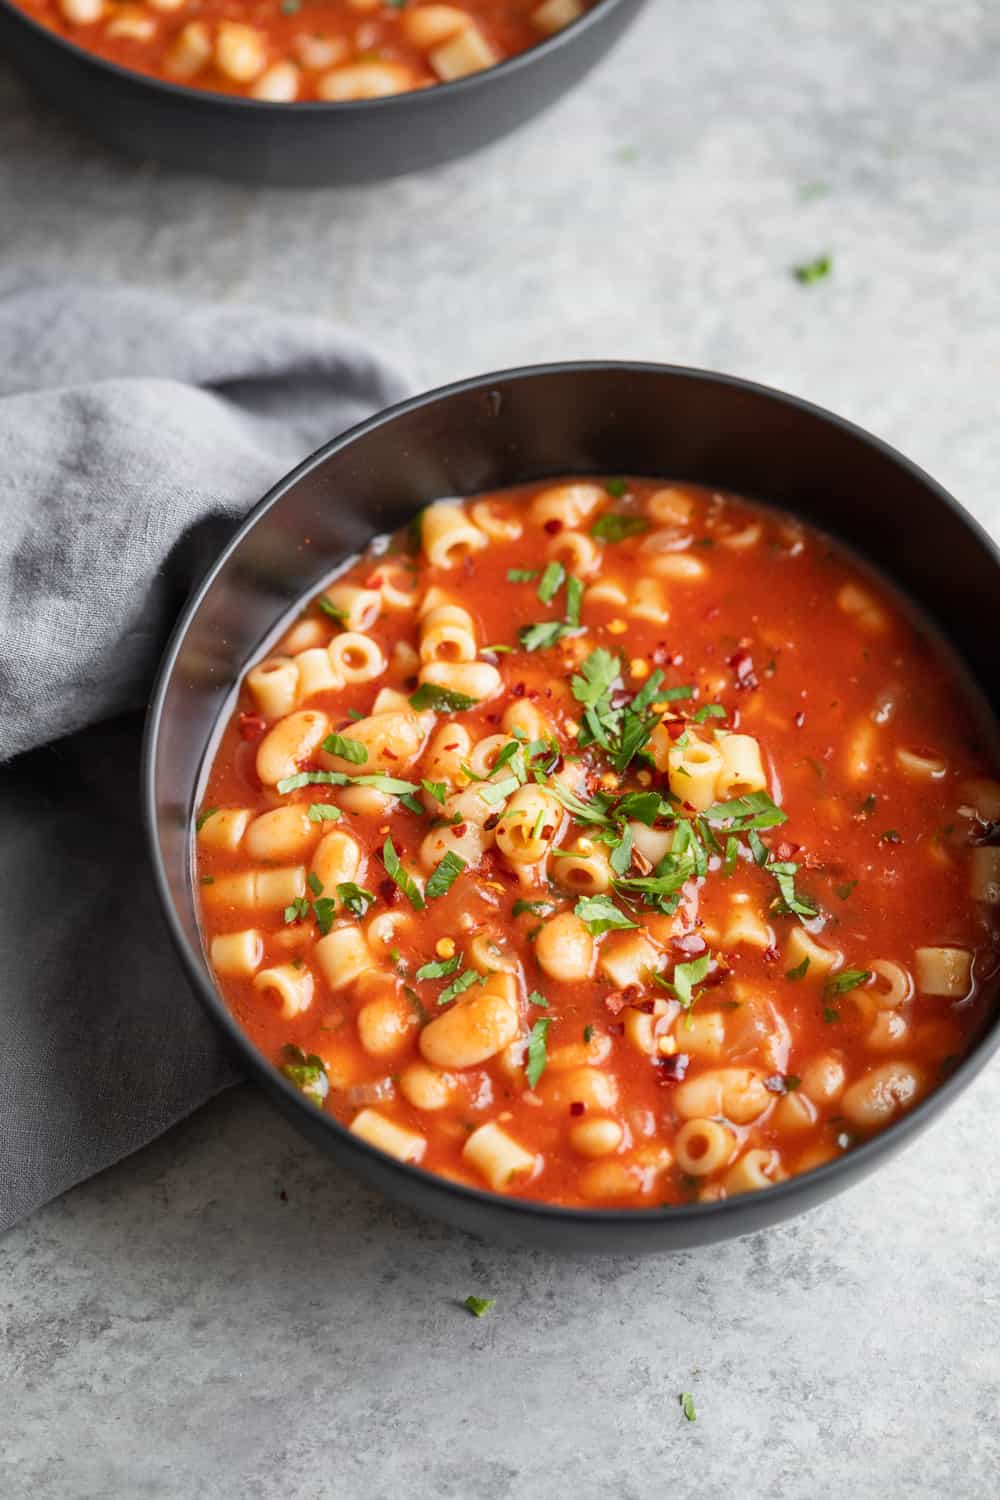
196, 478, 1000, 1209
14, 0, 595, 100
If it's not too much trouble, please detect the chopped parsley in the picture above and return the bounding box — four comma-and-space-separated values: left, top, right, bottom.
382, 836, 425, 910
415, 953, 462, 982
438, 969, 480, 1006
506, 568, 538, 583
591, 513, 649, 542
665, 954, 711, 1013
525, 1016, 552, 1088
537, 560, 565, 604
307, 802, 342, 823
574, 893, 638, 934
513, 898, 555, 918
335, 882, 375, 919
680, 1392, 697, 1423
425, 850, 466, 899
409, 683, 479, 713
583, 1024, 595, 1043
464, 1295, 495, 1318
785, 956, 810, 981
195, 806, 219, 832
825, 968, 872, 996
322, 732, 368, 764
604, 478, 628, 497
421, 779, 448, 805
280, 1045, 328, 1107
317, 596, 348, 625
793, 254, 832, 284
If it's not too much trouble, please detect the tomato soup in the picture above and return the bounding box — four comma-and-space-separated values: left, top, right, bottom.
194, 479, 1000, 1209
13, 0, 594, 101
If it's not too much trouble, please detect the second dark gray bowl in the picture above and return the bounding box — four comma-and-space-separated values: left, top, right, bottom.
0, 0, 646, 185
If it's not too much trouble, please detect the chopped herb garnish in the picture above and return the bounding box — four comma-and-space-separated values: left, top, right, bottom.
583, 1024, 595, 1043
859, 794, 877, 815
409, 683, 479, 713
525, 1016, 552, 1088
382, 836, 425, 910
280, 1044, 328, 1106
786, 956, 810, 981
609, 823, 634, 877
426, 850, 466, 899
537, 560, 565, 604
335, 882, 375, 919
399, 793, 425, 815
312, 896, 336, 936
307, 802, 342, 823
834, 880, 857, 900
574, 893, 639, 934
702, 791, 788, 831
421, 779, 448, 805
825, 969, 872, 996
692, 703, 726, 723
438, 969, 479, 1005
513, 898, 555, 917
317, 596, 348, 625
823, 1005, 841, 1023
591, 513, 649, 542
666, 954, 711, 1012
195, 806, 219, 832
605, 478, 628, 497
527, 989, 549, 1009
680, 1392, 697, 1423
657, 685, 696, 702
284, 897, 310, 924
881, 829, 901, 844
307, 871, 323, 897
199, 875, 214, 886
464, 1295, 495, 1318
793, 254, 832, 284
506, 568, 538, 583
415, 952, 462, 982
768, 861, 819, 919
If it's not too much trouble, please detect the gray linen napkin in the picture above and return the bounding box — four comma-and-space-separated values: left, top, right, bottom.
0, 276, 410, 1232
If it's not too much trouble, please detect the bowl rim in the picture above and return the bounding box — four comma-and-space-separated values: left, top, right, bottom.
0, 0, 625, 112
144, 357, 1000, 1234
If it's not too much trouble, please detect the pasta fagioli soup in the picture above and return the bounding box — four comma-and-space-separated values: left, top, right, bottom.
195, 479, 1000, 1209
14, 0, 594, 101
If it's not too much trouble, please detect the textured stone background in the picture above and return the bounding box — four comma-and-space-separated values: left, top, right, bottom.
2, 2, 999, 1496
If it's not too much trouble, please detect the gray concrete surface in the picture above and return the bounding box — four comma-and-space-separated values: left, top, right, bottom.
2, 2, 999, 1496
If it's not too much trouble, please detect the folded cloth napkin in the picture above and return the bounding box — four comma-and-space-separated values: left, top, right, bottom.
0, 276, 410, 1232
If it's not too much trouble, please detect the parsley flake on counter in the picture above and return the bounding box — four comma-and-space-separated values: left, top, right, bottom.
792, 254, 832, 284
280, 1045, 328, 1107
464, 1295, 495, 1318
680, 1392, 697, 1423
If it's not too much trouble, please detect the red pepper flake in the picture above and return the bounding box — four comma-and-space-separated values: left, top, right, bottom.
512, 682, 526, 698
486, 713, 500, 725
656, 1053, 689, 1082
451, 822, 468, 838
569, 1101, 585, 1117
607, 1021, 624, 1036
726, 648, 759, 691
378, 878, 401, 906
362, 572, 381, 590
543, 519, 562, 535
238, 712, 266, 742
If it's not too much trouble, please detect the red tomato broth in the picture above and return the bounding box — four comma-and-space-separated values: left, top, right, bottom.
12, 0, 595, 101
195, 478, 1000, 1209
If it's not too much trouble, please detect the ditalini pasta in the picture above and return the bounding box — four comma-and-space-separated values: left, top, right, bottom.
12, 0, 594, 101
195, 478, 1000, 1209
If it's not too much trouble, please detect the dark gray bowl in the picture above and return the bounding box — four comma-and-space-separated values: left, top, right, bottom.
0, 0, 646, 185
144, 361, 1000, 1251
